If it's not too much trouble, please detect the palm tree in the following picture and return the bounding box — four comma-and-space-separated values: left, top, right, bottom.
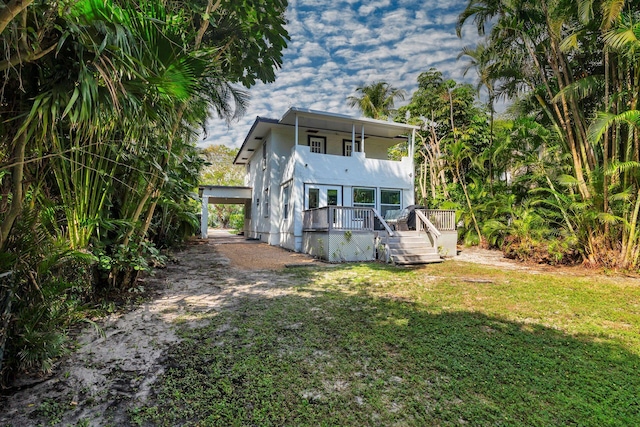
347, 81, 406, 120
457, 0, 640, 268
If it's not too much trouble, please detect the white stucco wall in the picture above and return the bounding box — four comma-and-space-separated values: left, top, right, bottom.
244, 135, 271, 243
245, 125, 415, 253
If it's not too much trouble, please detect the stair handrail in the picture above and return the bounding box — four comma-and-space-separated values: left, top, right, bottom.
415, 209, 441, 238
371, 208, 394, 237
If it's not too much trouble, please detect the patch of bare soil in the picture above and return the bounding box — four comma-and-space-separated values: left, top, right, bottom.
0, 235, 316, 427
455, 246, 527, 269
454, 245, 602, 276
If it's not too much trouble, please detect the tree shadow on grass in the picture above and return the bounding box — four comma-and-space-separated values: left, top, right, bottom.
136, 288, 640, 427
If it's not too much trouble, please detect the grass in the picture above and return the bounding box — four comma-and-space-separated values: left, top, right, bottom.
132, 261, 640, 426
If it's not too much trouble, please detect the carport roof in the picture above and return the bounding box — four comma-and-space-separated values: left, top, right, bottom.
199, 185, 252, 204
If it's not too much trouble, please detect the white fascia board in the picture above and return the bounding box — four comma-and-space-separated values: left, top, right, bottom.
282, 107, 420, 132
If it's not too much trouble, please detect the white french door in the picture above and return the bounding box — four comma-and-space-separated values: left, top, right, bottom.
305, 185, 342, 210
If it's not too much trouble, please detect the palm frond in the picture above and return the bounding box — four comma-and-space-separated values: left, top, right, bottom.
597, 212, 623, 224
603, 17, 640, 50
588, 110, 640, 144
609, 187, 633, 202
557, 174, 580, 186
578, 0, 595, 24
600, 0, 627, 31
559, 31, 581, 52
552, 75, 603, 103
605, 160, 640, 175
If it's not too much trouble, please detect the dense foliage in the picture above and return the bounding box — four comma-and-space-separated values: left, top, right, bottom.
371, 1, 640, 270
454, 0, 640, 268
0, 0, 288, 381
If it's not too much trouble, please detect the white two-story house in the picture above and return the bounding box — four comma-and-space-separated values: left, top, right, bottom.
199, 107, 456, 264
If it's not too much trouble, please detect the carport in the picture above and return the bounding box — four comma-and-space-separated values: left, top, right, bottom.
198, 185, 252, 238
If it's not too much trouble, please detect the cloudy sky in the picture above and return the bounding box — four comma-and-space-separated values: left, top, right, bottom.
200, 0, 480, 149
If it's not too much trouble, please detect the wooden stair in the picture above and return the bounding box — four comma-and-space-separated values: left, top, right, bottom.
386, 231, 442, 265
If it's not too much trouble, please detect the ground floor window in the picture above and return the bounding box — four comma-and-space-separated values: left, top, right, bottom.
353, 188, 375, 208
353, 187, 375, 219
380, 189, 401, 217
327, 189, 338, 206
308, 188, 319, 209
283, 185, 290, 219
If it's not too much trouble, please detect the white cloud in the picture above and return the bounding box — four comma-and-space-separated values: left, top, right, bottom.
201, 1, 481, 149
298, 41, 331, 59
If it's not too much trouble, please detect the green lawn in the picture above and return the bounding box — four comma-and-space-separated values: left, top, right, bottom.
132, 262, 640, 426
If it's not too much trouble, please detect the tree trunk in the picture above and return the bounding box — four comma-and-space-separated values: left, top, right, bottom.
0, 133, 26, 251
0, 0, 33, 34
456, 162, 481, 243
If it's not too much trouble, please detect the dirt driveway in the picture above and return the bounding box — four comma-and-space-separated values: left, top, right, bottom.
207, 229, 320, 270
0, 230, 537, 426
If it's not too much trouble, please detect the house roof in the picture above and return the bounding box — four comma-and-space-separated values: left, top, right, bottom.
233, 107, 419, 165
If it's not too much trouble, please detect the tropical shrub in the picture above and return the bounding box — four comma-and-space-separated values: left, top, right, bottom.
1, 203, 96, 384
228, 213, 245, 233
0, 0, 290, 380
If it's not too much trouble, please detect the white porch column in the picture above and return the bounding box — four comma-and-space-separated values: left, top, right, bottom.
295, 114, 299, 146
201, 196, 209, 239
361, 126, 365, 152
351, 124, 355, 156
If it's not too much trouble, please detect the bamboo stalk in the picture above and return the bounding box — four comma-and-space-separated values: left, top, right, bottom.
0, 133, 27, 251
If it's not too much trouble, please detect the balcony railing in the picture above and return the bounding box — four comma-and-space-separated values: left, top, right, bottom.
303, 206, 374, 231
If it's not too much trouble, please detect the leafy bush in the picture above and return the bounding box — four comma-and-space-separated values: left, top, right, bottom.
228, 213, 244, 232
150, 197, 200, 249
502, 235, 581, 265
93, 239, 166, 293
1, 204, 96, 384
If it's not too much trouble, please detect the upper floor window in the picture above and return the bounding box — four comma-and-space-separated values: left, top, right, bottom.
343, 139, 360, 156
308, 135, 326, 154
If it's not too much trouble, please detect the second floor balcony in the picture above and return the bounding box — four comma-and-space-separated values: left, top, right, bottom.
283, 144, 414, 188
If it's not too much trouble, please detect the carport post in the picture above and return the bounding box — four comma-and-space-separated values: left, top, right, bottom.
201, 196, 209, 239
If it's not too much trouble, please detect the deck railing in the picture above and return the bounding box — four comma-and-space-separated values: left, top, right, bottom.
420, 209, 456, 231
415, 209, 441, 238
303, 206, 374, 231
303, 207, 456, 234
